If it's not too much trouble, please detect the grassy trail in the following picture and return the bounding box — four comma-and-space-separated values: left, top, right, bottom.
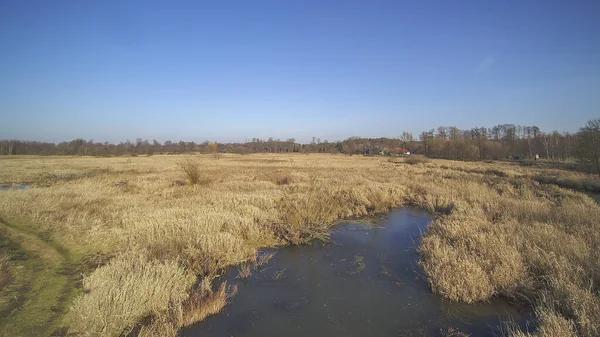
0, 218, 78, 336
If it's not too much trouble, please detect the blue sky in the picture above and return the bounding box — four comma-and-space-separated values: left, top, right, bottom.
1, 0, 599, 143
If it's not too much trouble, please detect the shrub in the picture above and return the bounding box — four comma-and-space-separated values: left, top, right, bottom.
274, 174, 294, 185
177, 158, 202, 185
403, 155, 431, 165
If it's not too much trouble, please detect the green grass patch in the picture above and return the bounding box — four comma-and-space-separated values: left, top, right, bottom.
0, 218, 80, 336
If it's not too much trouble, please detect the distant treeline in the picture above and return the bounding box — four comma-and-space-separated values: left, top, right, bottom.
2, 120, 599, 174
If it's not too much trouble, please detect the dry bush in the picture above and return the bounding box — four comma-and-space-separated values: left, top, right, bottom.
274, 173, 294, 185
177, 158, 203, 185
257, 170, 298, 186
403, 155, 431, 165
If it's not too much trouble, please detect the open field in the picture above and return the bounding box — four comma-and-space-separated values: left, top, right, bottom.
0, 154, 599, 336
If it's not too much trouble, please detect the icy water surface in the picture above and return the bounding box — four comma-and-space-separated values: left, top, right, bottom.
182, 208, 532, 337
0, 184, 30, 190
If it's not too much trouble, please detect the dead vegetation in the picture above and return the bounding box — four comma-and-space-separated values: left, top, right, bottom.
417, 176, 600, 337
387, 154, 431, 165
533, 170, 600, 192
136, 279, 237, 337
69, 253, 196, 336
273, 176, 403, 244
403, 154, 432, 165
0, 154, 599, 336
274, 173, 294, 185
177, 158, 203, 185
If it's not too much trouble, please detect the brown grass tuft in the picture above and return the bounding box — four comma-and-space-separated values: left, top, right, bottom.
237, 263, 251, 279
68, 253, 196, 336
420, 230, 494, 302
508, 306, 577, 337
273, 179, 342, 244
403, 154, 431, 165
534, 171, 600, 192
274, 174, 294, 185
180, 280, 238, 328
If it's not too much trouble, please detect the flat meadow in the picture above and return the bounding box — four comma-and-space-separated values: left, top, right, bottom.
0, 153, 599, 336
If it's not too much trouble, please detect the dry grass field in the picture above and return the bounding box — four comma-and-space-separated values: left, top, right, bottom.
0, 153, 599, 336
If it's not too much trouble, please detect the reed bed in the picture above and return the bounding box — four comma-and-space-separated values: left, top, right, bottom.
0, 154, 598, 336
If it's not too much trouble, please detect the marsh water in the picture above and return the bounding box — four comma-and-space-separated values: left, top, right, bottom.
586, 191, 600, 204
0, 184, 30, 190
182, 208, 532, 337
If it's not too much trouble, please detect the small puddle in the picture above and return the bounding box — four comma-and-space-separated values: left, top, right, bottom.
0, 184, 31, 190
182, 208, 532, 337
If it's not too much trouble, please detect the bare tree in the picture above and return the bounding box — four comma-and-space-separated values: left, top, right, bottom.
209, 142, 219, 159
400, 131, 413, 148
578, 118, 600, 177
419, 131, 431, 156
436, 126, 448, 140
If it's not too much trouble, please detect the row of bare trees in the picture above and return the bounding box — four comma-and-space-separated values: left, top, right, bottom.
578, 119, 600, 176
417, 125, 579, 162
1, 120, 599, 174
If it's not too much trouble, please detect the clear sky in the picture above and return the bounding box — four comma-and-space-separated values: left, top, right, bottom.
1, 0, 599, 143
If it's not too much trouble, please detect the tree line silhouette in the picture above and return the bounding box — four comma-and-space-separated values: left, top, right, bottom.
2, 120, 599, 175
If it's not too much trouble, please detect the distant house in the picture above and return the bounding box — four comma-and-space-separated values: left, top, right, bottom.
381, 147, 411, 156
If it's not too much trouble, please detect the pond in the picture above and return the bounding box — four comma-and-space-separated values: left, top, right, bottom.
181, 208, 532, 337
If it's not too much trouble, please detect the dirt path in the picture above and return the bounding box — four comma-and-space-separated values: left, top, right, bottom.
0, 218, 78, 336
